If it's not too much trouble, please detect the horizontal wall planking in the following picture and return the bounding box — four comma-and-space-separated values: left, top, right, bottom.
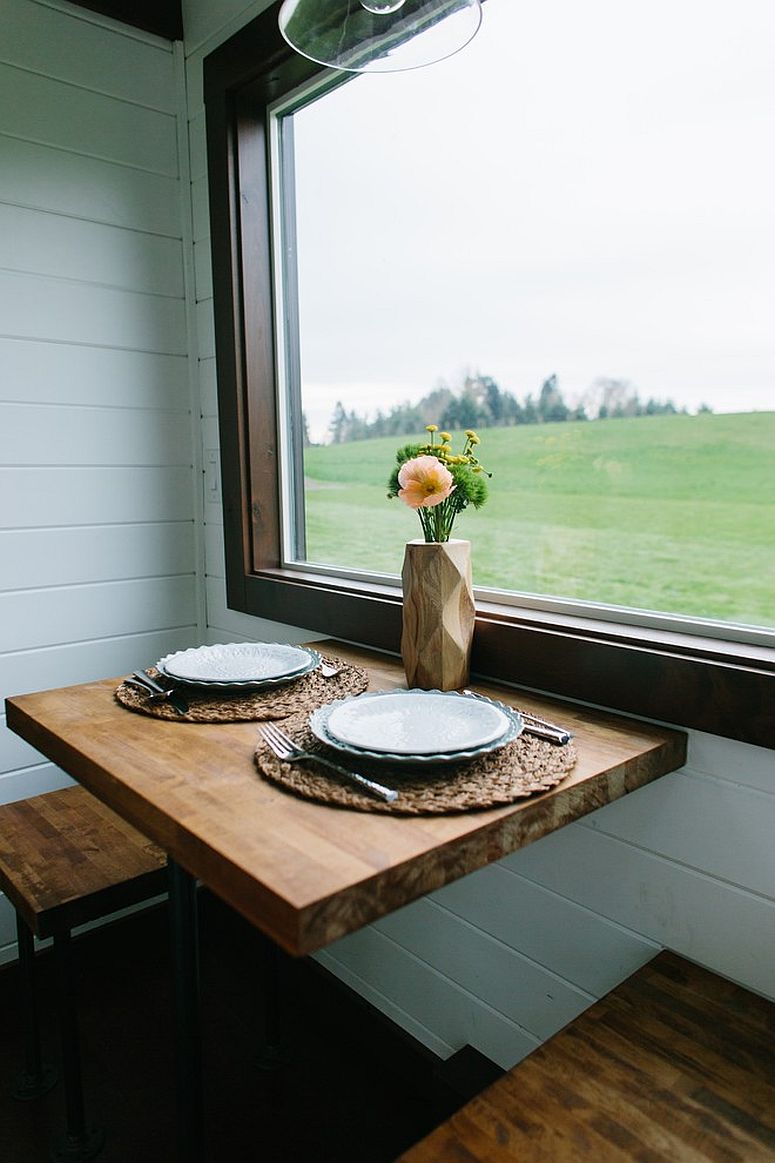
580, 769, 775, 900
0, 270, 186, 353
193, 238, 212, 300
0, 575, 197, 653
0, 135, 183, 237
502, 824, 775, 1001
1, 0, 177, 111
0, 62, 178, 176
1, 402, 193, 467
314, 948, 455, 1062
204, 524, 226, 579
1, 466, 195, 528
0, 713, 53, 774
372, 897, 593, 1041
188, 111, 207, 182
190, 175, 209, 243
687, 730, 775, 793
0, 338, 188, 409
0, 625, 198, 702
198, 357, 217, 416
0, 523, 196, 591
0, 759, 73, 805
195, 296, 215, 358
318, 925, 540, 1071
431, 863, 658, 997
0, 203, 184, 297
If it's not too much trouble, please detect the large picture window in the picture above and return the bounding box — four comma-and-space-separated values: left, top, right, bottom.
204, 1, 775, 746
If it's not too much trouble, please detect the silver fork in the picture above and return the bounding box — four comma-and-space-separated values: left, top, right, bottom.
259, 722, 398, 803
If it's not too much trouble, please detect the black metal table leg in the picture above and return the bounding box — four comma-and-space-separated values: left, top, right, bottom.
168, 858, 204, 1163
50, 929, 105, 1161
12, 913, 58, 1101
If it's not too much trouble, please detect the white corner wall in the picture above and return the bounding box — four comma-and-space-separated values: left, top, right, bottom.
0, 0, 202, 956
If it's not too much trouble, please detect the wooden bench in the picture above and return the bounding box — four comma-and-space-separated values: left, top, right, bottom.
0, 784, 167, 1162
398, 951, 775, 1162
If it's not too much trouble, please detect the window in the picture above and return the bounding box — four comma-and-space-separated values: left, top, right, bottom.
204, 2, 775, 747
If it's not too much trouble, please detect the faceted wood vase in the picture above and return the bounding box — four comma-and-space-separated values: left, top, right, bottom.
401, 538, 475, 691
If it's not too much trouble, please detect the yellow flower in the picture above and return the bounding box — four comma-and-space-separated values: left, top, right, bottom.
425, 424, 438, 433
398, 455, 455, 509
440, 431, 452, 442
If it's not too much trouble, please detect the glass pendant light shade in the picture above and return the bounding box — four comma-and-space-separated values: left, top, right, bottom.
278, 0, 482, 74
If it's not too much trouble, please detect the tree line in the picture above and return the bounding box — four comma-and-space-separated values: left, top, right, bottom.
322, 373, 701, 445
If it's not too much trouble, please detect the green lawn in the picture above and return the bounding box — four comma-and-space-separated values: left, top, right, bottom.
302, 412, 775, 627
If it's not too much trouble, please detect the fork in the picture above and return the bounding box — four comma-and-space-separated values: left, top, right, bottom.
259, 723, 398, 803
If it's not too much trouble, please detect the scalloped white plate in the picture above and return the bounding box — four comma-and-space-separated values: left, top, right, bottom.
310, 690, 522, 764
157, 642, 321, 688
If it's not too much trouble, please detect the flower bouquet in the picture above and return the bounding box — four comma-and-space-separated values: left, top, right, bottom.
388, 427, 491, 690
387, 426, 490, 543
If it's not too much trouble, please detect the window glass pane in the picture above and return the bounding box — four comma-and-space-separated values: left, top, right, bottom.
277, 0, 775, 633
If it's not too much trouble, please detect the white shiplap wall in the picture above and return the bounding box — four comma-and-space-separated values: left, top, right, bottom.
0, 0, 201, 957
181, 0, 775, 1074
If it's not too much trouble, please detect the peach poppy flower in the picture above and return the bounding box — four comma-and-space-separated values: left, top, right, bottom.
397, 455, 455, 509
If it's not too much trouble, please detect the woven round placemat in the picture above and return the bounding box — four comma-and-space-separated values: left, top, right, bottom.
255, 710, 577, 815
114, 658, 369, 723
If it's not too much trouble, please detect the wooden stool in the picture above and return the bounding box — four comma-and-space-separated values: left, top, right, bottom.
398, 951, 775, 1162
0, 785, 167, 1161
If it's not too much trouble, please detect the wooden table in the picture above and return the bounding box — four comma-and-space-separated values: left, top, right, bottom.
6, 640, 687, 1159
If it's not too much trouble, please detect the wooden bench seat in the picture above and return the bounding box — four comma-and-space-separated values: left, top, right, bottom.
0, 784, 167, 1161
398, 952, 775, 1162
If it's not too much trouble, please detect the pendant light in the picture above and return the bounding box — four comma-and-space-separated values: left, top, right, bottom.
278, 0, 482, 74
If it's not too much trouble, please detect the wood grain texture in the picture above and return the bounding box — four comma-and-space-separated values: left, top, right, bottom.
401, 540, 475, 692
5, 641, 686, 956
0, 785, 166, 939
398, 951, 775, 1162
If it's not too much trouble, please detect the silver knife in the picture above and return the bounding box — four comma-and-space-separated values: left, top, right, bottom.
132, 670, 189, 715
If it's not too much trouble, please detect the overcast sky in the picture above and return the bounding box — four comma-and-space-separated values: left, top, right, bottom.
286, 0, 774, 441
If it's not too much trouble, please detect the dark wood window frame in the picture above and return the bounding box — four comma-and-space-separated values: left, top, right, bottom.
203, 3, 774, 750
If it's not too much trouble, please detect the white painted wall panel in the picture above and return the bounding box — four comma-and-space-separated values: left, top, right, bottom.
2, 466, 194, 528
0, 339, 188, 409
0, 271, 186, 353
317, 927, 540, 1071
503, 823, 775, 1000
2, 2, 197, 867
432, 864, 658, 996
0, 203, 184, 297
0, 524, 195, 590
1, 403, 191, 466
0, 136, 181, 236
1, 0, 177, 110
0, 627, 197, 703
1, 576, 196, 652
583, 770, 775, 899
0, 63, 178, 175
373, 898, 592, 1040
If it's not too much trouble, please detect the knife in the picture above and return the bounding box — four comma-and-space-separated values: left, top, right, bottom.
132, 670, 190, 715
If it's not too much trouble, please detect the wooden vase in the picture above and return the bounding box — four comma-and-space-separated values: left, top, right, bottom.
401, 538, 475, 691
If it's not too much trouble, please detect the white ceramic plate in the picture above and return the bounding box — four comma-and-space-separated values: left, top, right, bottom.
156, 642, 321, 688
309, 690, 522, 764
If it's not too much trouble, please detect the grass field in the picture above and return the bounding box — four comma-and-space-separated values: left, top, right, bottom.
302, 412, 775, 627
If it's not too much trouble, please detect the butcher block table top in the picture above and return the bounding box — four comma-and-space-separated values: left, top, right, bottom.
5, 640, 686, 957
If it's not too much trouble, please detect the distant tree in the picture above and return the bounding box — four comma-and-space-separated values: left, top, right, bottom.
302, 412, 312, 447
329, 401, 348, 444
697, 402, 713, 414
538, 374, 570, 423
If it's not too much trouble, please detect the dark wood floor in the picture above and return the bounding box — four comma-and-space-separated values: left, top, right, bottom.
0, 891, 467, 1162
